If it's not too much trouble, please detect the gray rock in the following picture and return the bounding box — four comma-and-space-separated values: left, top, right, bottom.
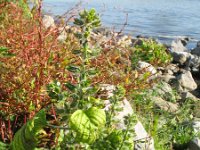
191, 41, 200, 56
177, 71, 197, 91
101, 84, 155, 150
152, 97, 178, 113
171, 39, 188, 52
117, 35, 132, 47
134, 121, 155, 150
114, 98, 134, 129
159, 74, 176, 83
194, 101, 200, 118
181, 92, 199, 101
188, 121, 200, 150
131, 38, 143, 46
171, 51, 191, 65
138, 61, 157, 75
154, 82, 177, 102
189, 54, 200, 69
42, 15, 55, 29
166, 64, 180, 74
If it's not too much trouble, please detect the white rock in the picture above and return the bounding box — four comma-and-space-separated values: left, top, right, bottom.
99, 84, 116, 99
42, 15, 55, 29
177, 71, 197, 91
114, 98, 133, 129
152, 96, 178, 113
189, 121, 200, 150
171, 39, 187, 52
159, 74, 176, 83
171, 51, 191, 65
154, 82, 176, 102
101, 84, 155, 150
117, 35, 132, 47
138, 61, 157, 75
191, 41, 200, 56
134, 121, 155, 150
181, 92, 199, 101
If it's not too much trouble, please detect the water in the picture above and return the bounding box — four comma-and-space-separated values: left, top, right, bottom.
43, 0, 200, 48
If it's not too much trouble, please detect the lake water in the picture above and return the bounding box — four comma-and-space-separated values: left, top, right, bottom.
43, 0, 200, 47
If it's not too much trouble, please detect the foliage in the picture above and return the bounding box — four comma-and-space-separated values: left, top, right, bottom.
131, 90, 198, 150
10, 110, 47, 150
0, 1, 197, 150
46, 9, 137, 150
0, 1, 71, 142
69, 107, 106, 144
131, 39, 172, 68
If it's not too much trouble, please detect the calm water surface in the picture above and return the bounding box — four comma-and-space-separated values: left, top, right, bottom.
44, 0, 200, 47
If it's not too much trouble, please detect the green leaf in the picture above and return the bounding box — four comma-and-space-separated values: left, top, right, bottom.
0, 47, 8, 52
70, 107, 106, 144
0, 141, 9, 150
10, 110, 47, 150
66, 65, 80, 73
65, 82, 76, 91
72, 50, 82, 55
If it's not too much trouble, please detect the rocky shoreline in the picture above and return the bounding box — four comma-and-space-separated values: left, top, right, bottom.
43, 15, 200, 150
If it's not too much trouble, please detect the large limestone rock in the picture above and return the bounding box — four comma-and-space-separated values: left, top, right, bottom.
42, 15, 55, 29
188, 121, 200, 150
159, 74, 176, 83
99, 84, 155, 150
177, 71, 197, 91
152, 96, 178, 113
191, 41, 200, 56
137, 61, 157, 76
181, 92, 199, 101
171, 38, 188, 52
171, 51, 191, 65
154, 82, 177, 102
134, 121, 155, 150
189, 54, 200, 71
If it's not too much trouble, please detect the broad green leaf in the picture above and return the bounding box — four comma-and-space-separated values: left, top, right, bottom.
10, 110, 47, 150
70, 107, 106, 144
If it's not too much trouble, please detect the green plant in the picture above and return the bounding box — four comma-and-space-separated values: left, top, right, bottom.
131, 39, 171, 68
10, 110, 47, 150
46, 9, 137, 149
131, 89, 198, 150
46, 9, 106, 148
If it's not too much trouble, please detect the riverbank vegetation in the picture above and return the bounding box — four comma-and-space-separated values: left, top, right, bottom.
0, 1, 199, 150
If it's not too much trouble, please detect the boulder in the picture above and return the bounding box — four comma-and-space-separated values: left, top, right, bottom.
188, 121, 200, 150
159, 74, 176, 83
98, 84, 116, 99
42, 15, 55, 29
189, 54, 200, 70
114, 98, 134, 129
152, 97, 178, 113
191, 41, 200, 56
171, 38, 188, 52
171, 51, 191, 65
153, 82, 177, 102
181, 92, 199, 101
194, 101, 200, 118
134, 121, 155, 150
117, 35, 132, 47
177, 71, 197, 91
137, 61, 157, 75
166, 64, 180, 74
100, 84, 155, 150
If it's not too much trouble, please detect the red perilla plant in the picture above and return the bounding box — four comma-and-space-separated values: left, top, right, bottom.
0, 2, 73, 142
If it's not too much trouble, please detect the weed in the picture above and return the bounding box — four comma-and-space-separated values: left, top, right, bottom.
131, 39, 172, 68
